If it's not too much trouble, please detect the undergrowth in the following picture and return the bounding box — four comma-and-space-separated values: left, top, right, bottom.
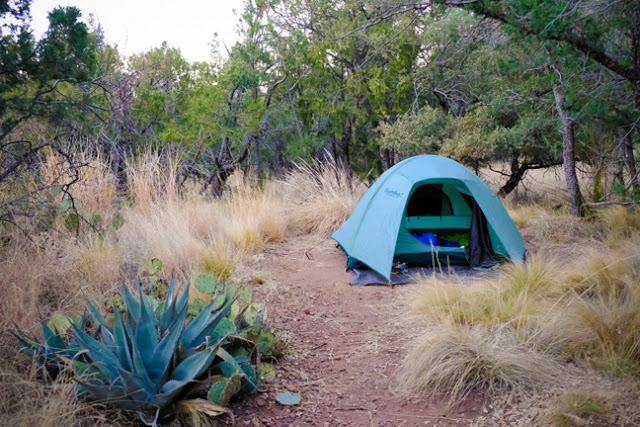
0, 150, 354, 425
401, 204, 640, 417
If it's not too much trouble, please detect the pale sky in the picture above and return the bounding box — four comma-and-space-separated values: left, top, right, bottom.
30, 1, 245, 63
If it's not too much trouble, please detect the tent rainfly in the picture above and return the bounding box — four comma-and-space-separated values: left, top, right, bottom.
332, 155, 526, 281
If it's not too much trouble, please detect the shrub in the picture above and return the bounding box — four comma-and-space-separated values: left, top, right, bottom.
16, 274, 275, 424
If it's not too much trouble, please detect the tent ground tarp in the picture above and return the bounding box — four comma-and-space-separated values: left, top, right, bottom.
349, 266, 479, 286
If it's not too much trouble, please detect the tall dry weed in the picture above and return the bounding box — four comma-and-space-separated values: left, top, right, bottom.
118, 159, 287, 278
597, 205, 640, 245
411, 256, 556, 328
552, 239, 640, 376
127, 150, 180, 210
398, 323, 565, 406
0, 361, 120, 427
282, 159, 365, 237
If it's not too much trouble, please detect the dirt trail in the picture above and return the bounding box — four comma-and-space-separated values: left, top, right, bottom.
232, 235, 483, 426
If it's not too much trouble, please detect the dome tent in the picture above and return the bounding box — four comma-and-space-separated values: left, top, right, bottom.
331, 155, 526, 282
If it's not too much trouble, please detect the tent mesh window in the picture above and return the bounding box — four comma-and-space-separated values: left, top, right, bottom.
406, 184, 453, 216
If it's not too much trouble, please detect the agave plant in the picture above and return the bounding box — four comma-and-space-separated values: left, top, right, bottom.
16, 272, 275, 424
14, 315, 90, 375
72, 276, 239, 412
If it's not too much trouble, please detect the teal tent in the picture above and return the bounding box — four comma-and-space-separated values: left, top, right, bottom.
332, 155, 526, 281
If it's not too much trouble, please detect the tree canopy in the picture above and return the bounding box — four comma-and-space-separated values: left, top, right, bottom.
1, 0, 638, 215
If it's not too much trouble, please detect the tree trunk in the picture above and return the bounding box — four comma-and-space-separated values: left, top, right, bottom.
612, 138, 625, 186
497, 157, 528, 197
253, 134, 260, 173
286, 77, 303, 137
553, 85, 584, 217
381, 148, 392, 171
622, 126, 638, 188
210, 169, 230, 198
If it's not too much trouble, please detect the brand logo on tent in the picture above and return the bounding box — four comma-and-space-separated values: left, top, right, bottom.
384, 188, 403, 198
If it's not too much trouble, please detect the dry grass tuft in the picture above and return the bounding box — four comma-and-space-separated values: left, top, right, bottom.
0, 359, 123, 427
551, 240, 640, 376
127, 150, 180, 210
398, 323, 564, 406
118, 169, 287, 278
411, 256, 556, 328
282, 159, 365, 237
597, 205, 640, 245
548, 391, 608, 426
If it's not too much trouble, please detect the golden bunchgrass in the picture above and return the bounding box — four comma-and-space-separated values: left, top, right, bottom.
597, 204, 640, 246
0, 150, 297, 424
397, 323, 565, 406
401, 205, 640, 406
0, 358, 124, 427
410, 256, 556, 328
547, 391, 608, 426
281, 159, 366, 237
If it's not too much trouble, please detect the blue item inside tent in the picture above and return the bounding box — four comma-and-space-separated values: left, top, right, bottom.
411, 232, 438, 246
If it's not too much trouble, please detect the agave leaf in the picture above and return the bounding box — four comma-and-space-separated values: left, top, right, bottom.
175, 281, 190, 317
182, 298, 235, 351
139, 282, 158, 330
121, 284, 141, 325
70, 322, 121, 381
136, 285, 159, 368
14, 328, 39, 355
190, 300, 236, 349
76, 312, 88, 332
180, 299, 217, 350
14, 324, 46, 365
85, 298, 112, 335
140, 408, 160, 426
160, 378, 190, 394
73, 360, 105, 381
40, 320, 66, 352
112, 304, 133, 371
100, 325, 115, 348
129, 329, 158, 394
171, 338, 224, 382
117, 367, 155, 400
150, 380, 191, 408
216, 347, 257, 392
239, 362, 258, 394
158, 274, 176, 333
148, 308, 188, 386
78, 381, 138, 409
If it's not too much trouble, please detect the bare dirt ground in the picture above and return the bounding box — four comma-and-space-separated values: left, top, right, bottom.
231, 235, 487, 426
227, 232, 640, 427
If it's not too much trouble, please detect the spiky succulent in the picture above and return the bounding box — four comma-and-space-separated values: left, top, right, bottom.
15, 315, 89, 374
16, 272, 276, 423
73, 276, 240, 411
